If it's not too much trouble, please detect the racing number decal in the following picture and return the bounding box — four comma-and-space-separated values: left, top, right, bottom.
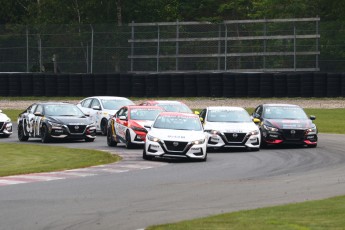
33, 116, 43, 136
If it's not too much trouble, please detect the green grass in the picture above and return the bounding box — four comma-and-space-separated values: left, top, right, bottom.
147, 195, 345, 230
0, 143, 120, 177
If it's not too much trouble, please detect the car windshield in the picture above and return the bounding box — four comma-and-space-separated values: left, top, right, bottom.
153, 115, 202, 131
101, 99, 134, 110
263, 106, 308, 119
130, 109, 162, 121
44, 104, 85, 116
157, 103, 192, 113
207, 109, 252, 122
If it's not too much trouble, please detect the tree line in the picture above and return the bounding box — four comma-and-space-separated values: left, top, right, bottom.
0, 0, 343, 25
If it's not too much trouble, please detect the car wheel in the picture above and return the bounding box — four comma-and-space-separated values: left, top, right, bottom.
107, 127, 117, 147
18, 123, 29, 141
100, 119, 108, 136
41, 125, 51, 143
125, 130, 134, 149
85, 137, 95, 142
143, 148, 153, 160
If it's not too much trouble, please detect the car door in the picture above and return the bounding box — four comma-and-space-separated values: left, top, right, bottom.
88, 98, 102, 128
32, 104, 44, 137
23, 104, 37, 135
114, 107, 128, 141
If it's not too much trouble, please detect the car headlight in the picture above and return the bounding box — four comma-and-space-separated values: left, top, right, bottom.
248, 130, 259, 136
205, 130, 219, 135
306, 127, 317, 134
147, 134, 160, 142
131, 126, 147, 132
191, 139, 205, 145
263, 125, 279, 132
48, 121, 63, 127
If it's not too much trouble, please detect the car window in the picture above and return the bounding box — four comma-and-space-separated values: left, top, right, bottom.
35, 105, 44, 114
263, 106, 308, 119
81, 99, 92, 108
130, 109, 162, 121
44, 104, 85, 116
207, 109, 251, 122
90, 99, 101, 108
154, 115, 202, 131
101, 99, 134, 110
157, 103, 192, 113
28, 104, 37, 113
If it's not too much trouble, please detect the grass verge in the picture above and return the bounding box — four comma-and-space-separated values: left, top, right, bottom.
147, 195, 345, 230
0, 143, 120, 177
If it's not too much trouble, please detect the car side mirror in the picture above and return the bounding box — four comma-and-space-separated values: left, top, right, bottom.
34, 112, 44, 117
310, 115, 316, 120
92, 105, 101, 110
119, 115, 127, 121
200, 117, 204, 123
194, 111, 200, 115
253, 118, 261, 124
0, 109, 2, 113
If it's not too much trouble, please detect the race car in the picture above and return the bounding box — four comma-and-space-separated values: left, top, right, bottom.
139, 100, 193, 113
107, 105, 165, 148
143, 112, 208, 161
0, 109, 13, 138
252, 104, 318, 147
199, 106, 260, 151
17, 102, 96, 143
77, 96, 134, 135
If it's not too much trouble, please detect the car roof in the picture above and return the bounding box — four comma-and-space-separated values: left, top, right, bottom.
158, 111, 198, 118
207, 106, 246, 111
85, 96, 132, 100
262, 103, 301, 107
127, 105, 164, 110
35, 102, 73, 105
146, 100, 184, 104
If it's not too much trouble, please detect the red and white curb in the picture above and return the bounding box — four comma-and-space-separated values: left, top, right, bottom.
0, 152, 167, 187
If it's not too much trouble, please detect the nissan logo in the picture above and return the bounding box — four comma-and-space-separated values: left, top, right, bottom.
232, 133, 238, 138
291, 130, 296, 134
173, 142, 179, 146
74, 126, 79, 130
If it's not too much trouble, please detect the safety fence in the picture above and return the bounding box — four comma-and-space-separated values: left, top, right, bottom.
0, 72, 344, 98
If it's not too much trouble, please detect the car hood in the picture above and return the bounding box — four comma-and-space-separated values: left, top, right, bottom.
149, 128, 205, 141
0, 113, 11, 122
204, 121, 258, 133
265, 119, 314, 129
47, 116, 93, 125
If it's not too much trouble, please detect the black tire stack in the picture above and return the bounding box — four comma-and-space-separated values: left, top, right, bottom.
341, 73, 345, 97
106, 73, 120, 96
222, 73, 236, 97
273, 73, 287, 97
20, 73, 33, 96
131, 74, 146, 97
326, 73, 341, 97
197, 73, 210, 97
32, 74, 45, 96
234, 73, 248, 97
157, 74, 171, 97
260, 73, 274, 98
82, 74, 94, 97
0, 73, 9, 96
57, 74, 70, 97
119, 73, 132, 97
286, 73, 300, 97
94, 74, 107, 96
69, 74, 82, 97
313, 72, 327, 97
183, 73, 197, 97
8, 73, 21, 97
44, 74, 58, 97
170, 74, 184, 97
209, 73, 223, 97
145, 74, 158, 97
247, 73, 260, 97
300, 72, 314, 97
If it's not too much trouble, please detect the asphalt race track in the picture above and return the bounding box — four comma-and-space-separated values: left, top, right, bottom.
1, 126, 345, 230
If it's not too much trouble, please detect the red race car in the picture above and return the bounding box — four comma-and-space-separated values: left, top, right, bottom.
140, 100, 193, 113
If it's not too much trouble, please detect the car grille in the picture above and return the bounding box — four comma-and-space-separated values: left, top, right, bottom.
282, 129, 305, 140
164, 141, 188, 152
67, 125, 86, 134
224, 133, 246, 143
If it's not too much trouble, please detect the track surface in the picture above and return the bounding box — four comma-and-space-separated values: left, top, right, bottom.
1, 128, 345, 230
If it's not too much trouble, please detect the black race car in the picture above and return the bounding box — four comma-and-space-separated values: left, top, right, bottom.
252, 104, 318, 148
17, 102, 96, 143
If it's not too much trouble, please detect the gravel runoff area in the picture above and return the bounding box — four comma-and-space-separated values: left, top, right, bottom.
1, 98, 345, 110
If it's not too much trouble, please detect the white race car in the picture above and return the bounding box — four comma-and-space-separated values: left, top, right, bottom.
77, 96, 134, 135
143, 112, 208, 161
199, 106, 260, 151
0, 109, 12, 137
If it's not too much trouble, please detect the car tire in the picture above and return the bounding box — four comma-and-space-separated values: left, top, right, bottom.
100, 119, 108, 136
143, 148, 153, 160
18, 123, 29, 141
107, 127, 117, 147
41, 125, 51, 143
125, 130, 134, 149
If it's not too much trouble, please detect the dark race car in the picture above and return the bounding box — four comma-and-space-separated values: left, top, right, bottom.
252, 104, 318, 148
17, 102, 96, 143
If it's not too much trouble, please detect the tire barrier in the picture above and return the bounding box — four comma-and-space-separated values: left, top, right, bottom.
0, 72, 345, 98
